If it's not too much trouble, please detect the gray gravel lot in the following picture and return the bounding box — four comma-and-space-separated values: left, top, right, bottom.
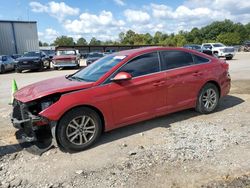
0, 53, 250, 188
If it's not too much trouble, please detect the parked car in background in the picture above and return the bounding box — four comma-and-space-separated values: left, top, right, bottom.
0, 55, 16, 73
11, 47, 231, 152
240, 40, 250, 52
183, 44, 202, 52
40, 50, 55, 60
80, 52, 89, 59
15, 51, 50, 73
201, 43, 235, 60
11, 54, 22, 60
52, 49, 80, 70
86, 52, 104, 66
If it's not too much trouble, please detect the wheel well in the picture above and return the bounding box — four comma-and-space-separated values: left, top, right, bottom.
59, 105, 105, 132
205, 81, 221, 97
213, 51, 218, 54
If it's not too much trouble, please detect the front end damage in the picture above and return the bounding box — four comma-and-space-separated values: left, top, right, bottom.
11, 97, 58, 155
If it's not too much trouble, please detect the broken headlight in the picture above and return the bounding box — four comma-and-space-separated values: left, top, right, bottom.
41, 101, 53, 110
40, 94, 61, 111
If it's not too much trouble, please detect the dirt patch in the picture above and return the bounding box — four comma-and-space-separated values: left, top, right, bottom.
231, 80, 250, 94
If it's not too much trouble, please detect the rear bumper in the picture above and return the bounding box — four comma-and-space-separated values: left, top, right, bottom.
219, 52, 235, 58
221, 73, 231, 97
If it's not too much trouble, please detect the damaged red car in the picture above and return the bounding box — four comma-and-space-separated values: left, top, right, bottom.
11, 47, 231, 153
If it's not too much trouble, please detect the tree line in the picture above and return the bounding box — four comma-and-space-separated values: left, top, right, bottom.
39, 19, 250, 47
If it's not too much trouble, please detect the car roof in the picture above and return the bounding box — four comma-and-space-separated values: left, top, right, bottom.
203, 43, 222, 45
57, 49, 76, 51
184, 44, 201, 46
114, 46, 195, 56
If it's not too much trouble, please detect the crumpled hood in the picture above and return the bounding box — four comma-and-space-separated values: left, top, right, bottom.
14, 76, 94, 103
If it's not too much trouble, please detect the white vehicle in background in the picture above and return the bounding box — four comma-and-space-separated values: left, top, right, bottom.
201, 43, 235, 60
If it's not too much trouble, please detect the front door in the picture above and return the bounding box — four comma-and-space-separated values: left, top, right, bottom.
108, 52, 166, 127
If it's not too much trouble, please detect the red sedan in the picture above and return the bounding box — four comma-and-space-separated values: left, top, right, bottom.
12, 47, 231, 152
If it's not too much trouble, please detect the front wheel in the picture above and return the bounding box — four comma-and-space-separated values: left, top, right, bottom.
226, 56, 233, 60
56, 107, 102, 152
15, 68, 22, 73
0, 65, 5, 73
196, 83, 219, 114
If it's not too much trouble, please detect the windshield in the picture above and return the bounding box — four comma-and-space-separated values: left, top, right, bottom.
23, 52, 41, 57
42, 50, 55, 55
87, 53, 104, 58
192, 45, 201, 49
213, 43, 225, 47
57, 50, 76, 56
71, 55, 126, 82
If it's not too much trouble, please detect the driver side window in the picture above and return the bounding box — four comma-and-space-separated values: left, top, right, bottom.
118, 52, 160, 78
2, 56, 7, 61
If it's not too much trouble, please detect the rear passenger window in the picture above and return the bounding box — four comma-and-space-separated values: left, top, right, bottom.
119, 52, 160, 77
160, 51, 194, 70
193, 55, 210, 64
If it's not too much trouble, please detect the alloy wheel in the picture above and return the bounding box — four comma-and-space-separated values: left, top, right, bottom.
66, 116, 96, 145
202, 88, 217, 111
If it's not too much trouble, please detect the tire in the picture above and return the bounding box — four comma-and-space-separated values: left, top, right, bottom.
45, 61, 50, 69
56, 107, 102, 152
195, 83, 219, 114
39, 63, 44, 71
16, 68, 22, 73
226, 57, 233, 60
214, 52, 219, 58
0, 65, 5, 73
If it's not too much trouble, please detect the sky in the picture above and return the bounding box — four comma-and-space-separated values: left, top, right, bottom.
0, 0, 250, 43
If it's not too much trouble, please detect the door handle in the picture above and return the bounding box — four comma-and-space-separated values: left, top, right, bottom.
192, 72, 203, 76
153, 80, 165, 86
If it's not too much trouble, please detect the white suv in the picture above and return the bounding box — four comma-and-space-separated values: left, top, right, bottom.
201, 43, 235, 60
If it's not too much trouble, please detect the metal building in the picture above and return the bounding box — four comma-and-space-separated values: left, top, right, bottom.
0, 20, 39, 55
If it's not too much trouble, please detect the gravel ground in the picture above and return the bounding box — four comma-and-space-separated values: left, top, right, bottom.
0, 53, 250, 188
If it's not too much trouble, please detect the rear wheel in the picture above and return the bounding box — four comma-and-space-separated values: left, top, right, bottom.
196, 83, 219, 114
56, 107, 102, 152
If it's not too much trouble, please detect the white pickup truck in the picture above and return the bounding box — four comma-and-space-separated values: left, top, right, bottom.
201, 43, 235, 60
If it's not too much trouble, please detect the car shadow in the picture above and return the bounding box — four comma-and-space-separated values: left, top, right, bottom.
0, 143, 22, 157
95, 95, 244, 147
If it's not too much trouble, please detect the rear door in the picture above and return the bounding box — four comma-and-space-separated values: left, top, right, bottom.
160, 50, 209, 111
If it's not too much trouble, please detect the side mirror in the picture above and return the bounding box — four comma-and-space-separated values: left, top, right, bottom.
111, 72, 132, 82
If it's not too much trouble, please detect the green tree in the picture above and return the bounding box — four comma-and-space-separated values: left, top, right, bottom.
43, 42, 49, 46
76, 37, 88, 45
217, 32, 241, 45
39, 41, 43, 46
53, 36, 74, 46
89, 37, 101, 45
119, 32, 125, 43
